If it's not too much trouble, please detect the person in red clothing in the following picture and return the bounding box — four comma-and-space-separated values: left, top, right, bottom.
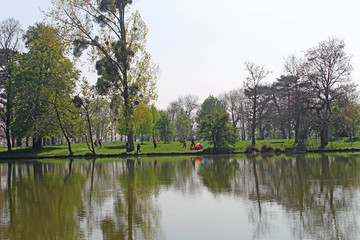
153, 138, 157, 149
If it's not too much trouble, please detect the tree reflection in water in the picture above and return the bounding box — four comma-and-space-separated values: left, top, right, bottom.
0, 154, 359, 240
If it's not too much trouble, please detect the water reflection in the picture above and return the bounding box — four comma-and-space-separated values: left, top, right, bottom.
0, 154, 360, 239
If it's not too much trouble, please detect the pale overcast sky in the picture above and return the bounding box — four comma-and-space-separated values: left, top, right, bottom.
2, 0, 360, 109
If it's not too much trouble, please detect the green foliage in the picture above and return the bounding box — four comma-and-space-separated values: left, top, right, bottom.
0, 18, 23, 151
12, 23, 79, 150
150, 105, 160, 138
175, 108, 192, 141
133, 104, 153, 142
155, 111, 175, 143
4, 137, 360, 159
74, 80, 107, 155
196, 95, 225, 124
197, 111, 238, 149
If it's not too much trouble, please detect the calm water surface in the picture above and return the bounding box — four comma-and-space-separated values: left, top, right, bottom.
1, 154, 360, 240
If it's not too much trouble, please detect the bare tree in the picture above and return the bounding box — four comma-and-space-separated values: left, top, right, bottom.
166, 100, 181, 121
303, 37, 354, 149
281, 55, 312, 148
166, 94, 199, 133
244, 62, 271, 145
219, 89, 241, 129
0, 18, 23, 152
182, 94, 200, 122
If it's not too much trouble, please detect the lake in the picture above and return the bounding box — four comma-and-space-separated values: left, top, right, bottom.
1, 154, 360, 240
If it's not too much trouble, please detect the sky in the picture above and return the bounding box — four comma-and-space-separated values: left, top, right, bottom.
2, 0, 360, 110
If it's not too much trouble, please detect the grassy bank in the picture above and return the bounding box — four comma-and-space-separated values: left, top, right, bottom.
1, 138, 360, 160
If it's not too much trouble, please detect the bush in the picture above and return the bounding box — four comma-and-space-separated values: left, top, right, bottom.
245, 145, 258, 153
260, 142, 274, 153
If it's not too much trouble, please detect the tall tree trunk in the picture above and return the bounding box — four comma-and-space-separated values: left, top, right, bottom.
5, 114, 11, 152
33, 135, 42, 152
294, 122, 299, 144
320, 123, 328, 150
5, 78, 12, 152
287, 121, 291, 140
251, 95, 256, 146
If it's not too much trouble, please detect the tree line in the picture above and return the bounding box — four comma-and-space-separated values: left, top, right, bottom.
1, 1, 359, 154
165, 37, 358, 151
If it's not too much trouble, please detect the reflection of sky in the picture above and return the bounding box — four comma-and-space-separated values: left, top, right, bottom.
158, 166, 293, 240
158, 189, 297, 240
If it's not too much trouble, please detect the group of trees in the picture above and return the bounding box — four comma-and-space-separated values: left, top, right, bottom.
0, 0, 159, 154
164, 38, 358, 151
0, 0, 358, 153
0, 18, 88, 154
242, 37, 357, 150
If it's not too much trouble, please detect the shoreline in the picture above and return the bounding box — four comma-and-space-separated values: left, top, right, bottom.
2, 147, 360, 162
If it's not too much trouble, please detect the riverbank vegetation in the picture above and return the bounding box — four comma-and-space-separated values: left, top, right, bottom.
1, 1, 359, 157
1, 137, 360, 160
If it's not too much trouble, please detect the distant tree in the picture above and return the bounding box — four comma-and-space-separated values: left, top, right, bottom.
109, 93, 122, 141
218, 89, 243, 129
166, 100, 181, 121
303, 38, 355, 149
197, 111, 238, 149
179, 94, 200, 125
150, 105, 160, 140
255, 85, 274, 140
344, 104, 360, 140
155, 111, 175, 143
196, 95, 225, 124
0, 18, 23, 152
244, 61, 270, 145
133, 104, 153, 144
175, 108, 192, 141
167, 94, 199, 135
282, 55, 312, 149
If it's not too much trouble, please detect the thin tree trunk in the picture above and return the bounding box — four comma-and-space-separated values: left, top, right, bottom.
251, 95, 256, 146
54, 103, 73, 156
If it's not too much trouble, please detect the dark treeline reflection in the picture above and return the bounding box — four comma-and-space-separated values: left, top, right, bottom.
1, 154, 360, 240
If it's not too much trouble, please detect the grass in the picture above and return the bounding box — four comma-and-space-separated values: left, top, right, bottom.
1, 137, 360, 160
0, 141, 207, 159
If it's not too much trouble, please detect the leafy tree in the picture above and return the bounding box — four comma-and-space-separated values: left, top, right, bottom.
342, 104, 360, 140
155, 111, 175, 143
133, 104, 153, 144
0, 18, 23, 152
196, 95, 225, 124
117, 111, 127, 141
150, 105, 160, 140
13, 23, 78, 151
175, 108, 192, 141
48, 0, 159, 152
53, 97, 82, 156
197, 111, 238, 149
92, 96, 111, 142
